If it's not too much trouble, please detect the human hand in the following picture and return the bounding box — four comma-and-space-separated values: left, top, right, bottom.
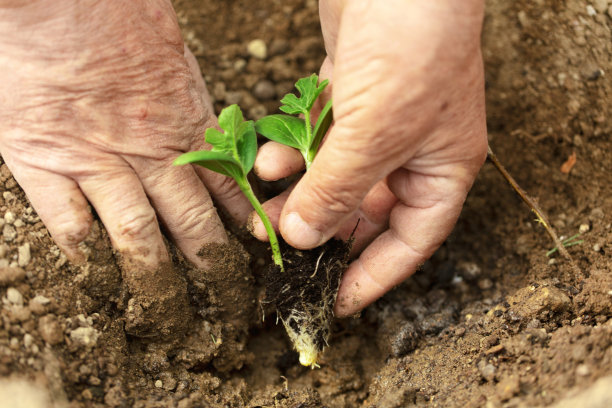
251, 0, 488, 316
0, 0, 252, 269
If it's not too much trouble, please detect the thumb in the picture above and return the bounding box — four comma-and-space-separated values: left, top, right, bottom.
279, 121, 399, 249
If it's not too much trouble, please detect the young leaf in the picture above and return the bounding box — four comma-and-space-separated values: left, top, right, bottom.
173, 150, 242, 179
255, 115, 307, 150
279, 74, 329, 116
173, 104, 284, 272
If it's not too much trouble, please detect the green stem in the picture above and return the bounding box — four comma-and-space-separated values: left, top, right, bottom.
304, 110, 313, 170
239, 179, 284, 272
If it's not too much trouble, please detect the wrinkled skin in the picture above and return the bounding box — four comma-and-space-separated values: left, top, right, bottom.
251, 0, 488, 316
0, 0, 251, 269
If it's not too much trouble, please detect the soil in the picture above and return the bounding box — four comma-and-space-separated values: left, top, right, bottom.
1, 0, 611, 407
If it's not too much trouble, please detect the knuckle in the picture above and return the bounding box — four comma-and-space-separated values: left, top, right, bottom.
116, 208, 159, 242
51, 213, 93, 247
307, 180, 358, 217
175, 204, 220, 241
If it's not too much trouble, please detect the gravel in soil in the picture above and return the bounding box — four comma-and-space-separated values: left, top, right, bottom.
1, 0, 611, 407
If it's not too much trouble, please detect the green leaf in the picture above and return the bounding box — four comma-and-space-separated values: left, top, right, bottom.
311, 99, 333, 156
201, 104, 258, 174
255, 115, 307, 150
173, 150, 242, 179
279, 74, 329, 115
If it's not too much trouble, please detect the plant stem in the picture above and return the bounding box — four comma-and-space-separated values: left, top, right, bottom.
487, 145, 581, 275
304, 110, 313, 170
239, 179, 285, 272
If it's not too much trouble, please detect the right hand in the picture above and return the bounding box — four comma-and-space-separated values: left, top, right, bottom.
0, 0, 252, 269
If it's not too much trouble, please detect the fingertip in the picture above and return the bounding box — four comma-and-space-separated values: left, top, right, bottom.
280, 212, 325, 249
248, 211, 269, 242
333, 259, 384, 317
254, 142, 304, 181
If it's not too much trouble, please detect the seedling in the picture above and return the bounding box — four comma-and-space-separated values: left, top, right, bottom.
173, 104, 284, 272
546, 234, 583, 257
255, 73, 333, 169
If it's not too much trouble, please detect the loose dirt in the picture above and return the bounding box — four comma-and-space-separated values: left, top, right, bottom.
0, 0, 611, 407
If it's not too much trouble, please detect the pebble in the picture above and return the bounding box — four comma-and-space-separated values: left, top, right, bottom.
13, 219, 23, 228
17, 243, 30, 267
454, 327, 466, 337
478, 360, 497, 382
579, 224, 590, 233
247, 39, 267, 60
154, 380, 163, 389
233, 58, 247, 72
576, 364, 591, 376
252, 79, 276, 100
3, 224, 16, 242
593, 0, 608, 13
248, 105, 268, 120
23, 333, 33, 349
478, 278, 494, 290
6, 287, 23, 306
212, 82, 226, 101
4, 212, 15, 224
225, 91, 243, 105
0, 267, 26, 285
70, 327, 100, 347
457, 261, 481, 281
38, 315, 63, 345
497, 376, 520, 401
268, 38, 289, 56
586, 4, 597, 15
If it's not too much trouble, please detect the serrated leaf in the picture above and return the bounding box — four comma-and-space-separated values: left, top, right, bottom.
173, 150, 242, 179
255, 114, 306, 150
236, 120, 257, 173
279, 74, 329, 115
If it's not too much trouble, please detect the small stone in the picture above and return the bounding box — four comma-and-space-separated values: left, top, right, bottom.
154, 380, 163, 389
13, 219, 23, 228
212, 82, 226, 101
247, 39, 267, 60
29, 295, 51, 316
478, 278, 494, 290
70, 327, 99, 347
38, 315, 63, 345
497, 376, 520, 401
3, 224, 16, 242
586, 4, 597, 15
593, 0, 608, 13
17, 243, 31, 267
0, 267, 26, 286
252, 79, 276, 100
579, 224, 590, 233
4, 212, 15, 224
225, 91, 243, 105
457, 261, 481, 281
160, 372, 177, 391
248, 105, 268, 120
593, 243, 602, 252
23, 333, 33, 348
486, 344, 505, 355
480, 335, 499, 349
268, 39, 289, 56
233, 59, 247, 72
576, 364, 591, 376
454, 327, 466, 337
6, 287, 23, 305
478, 360, 497, 382
9, 337, 19, 350
8, 305, 31, 323
82, 389, 93, 400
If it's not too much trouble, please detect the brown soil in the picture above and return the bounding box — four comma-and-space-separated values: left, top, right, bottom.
1, 0, 611, 407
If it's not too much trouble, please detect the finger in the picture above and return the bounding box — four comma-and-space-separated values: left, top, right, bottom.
334, 180, 397, 255
4, 165, 92, 263
278, 116, 405, 249
184, 44, 214, 113
334, 168, 471, 317
253, 141, 305, 181
132, 157, 228, 269
78, 166, 168, 269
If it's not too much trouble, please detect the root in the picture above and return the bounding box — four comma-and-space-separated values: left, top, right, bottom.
487, 145, 582, 276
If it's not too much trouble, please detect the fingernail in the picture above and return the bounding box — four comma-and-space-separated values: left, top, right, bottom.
283, 212, 323, 249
